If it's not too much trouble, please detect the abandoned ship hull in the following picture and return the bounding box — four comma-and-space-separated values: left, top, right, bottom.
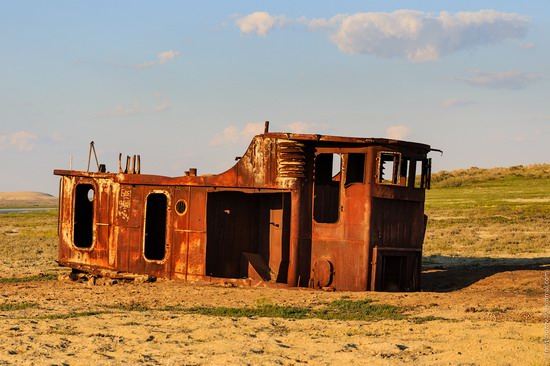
54, 131, 433, 291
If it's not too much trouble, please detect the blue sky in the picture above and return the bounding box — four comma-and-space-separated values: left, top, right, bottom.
1, 1, 548, 195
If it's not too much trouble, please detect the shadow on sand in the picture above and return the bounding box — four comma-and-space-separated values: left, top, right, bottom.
420, 256, 550, 292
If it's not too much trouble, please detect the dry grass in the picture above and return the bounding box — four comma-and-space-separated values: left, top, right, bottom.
431, 163, 550, 188
425, 164, 550, 257
0, 210, 61, 278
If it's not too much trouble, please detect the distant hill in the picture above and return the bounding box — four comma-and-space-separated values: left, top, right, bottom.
0, 192, 58, 208
431, 164, 550, 188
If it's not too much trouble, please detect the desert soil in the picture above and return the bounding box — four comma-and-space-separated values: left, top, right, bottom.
0, 258, 548, 366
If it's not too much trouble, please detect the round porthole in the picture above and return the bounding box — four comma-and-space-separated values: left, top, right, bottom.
175, 200, 187, 215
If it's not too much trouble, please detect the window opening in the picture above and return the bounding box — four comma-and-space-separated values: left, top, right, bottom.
87, 189, 94, 202
144, 193, 168, 261
414, 160, 424, 188
345, 153, 365, 186
378, 152, 401, 185
314, 153, 341, 223
400, 157, 410, 186
332, 154, 341, 181
74, 184, 94, 248
175, 199, 187, 215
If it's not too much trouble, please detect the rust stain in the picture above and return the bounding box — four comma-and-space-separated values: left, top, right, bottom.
54, 122, 436, 291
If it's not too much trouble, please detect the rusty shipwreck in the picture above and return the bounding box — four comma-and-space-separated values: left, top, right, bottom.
54, 125, 435, 291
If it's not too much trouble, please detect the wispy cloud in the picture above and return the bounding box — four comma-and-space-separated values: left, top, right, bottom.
0, 131, 38, 151
456, 70, 543, 89
235, 11, 289, 36
283, 122, 318, 134
385, 125, 410, 140
135, 61, 156, 69
158, 50, 179, 64
237, 10, 529, 62
210, 122, 265, 145
50, 132, 67, 143
99, 97, 171, 118
136, 50, 180, 69
441, 98, 473, 108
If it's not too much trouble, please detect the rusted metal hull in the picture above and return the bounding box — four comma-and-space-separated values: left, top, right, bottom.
54, 131, 433, 291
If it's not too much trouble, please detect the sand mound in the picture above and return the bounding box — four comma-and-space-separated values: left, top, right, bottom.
0, 192, 58, 207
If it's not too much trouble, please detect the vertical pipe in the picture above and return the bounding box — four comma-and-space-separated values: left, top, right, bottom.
287, 190, 300, 287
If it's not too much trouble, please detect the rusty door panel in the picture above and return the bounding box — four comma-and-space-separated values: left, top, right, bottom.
370, 198, 424, 249
186, 188, 207, 276
310, 239, 367, 291
172, 186, 190, 278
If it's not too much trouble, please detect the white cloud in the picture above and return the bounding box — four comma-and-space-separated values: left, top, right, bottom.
235, 10, 529, 61
457, 70, 543, 89
50, 132, 66, 143
152, 99, 170, 113
135, 50, 180, 69
284, 122, 318, 134
305, 10, 529, 62
0, 131, 38, 151
235, 12, 288, 36
385, 125, 410, 140
210, 122, 266, 145
99, 97, 171, 117
158, 50, 179, 64
520, 42, 535, 49
135, 61, 156, 69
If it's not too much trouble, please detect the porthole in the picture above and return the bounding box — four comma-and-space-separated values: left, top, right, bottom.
175, 200, 187, 215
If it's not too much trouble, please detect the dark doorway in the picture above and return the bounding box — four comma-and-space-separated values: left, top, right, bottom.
206, 191, 290, 282
144, 193, 168, 261
381, 255, 405, 291
74, 184, 95, 248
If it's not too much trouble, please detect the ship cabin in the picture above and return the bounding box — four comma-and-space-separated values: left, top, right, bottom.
54, 130, 433, 291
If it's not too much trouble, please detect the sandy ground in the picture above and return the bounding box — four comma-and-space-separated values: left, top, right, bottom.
1, 259, 548, 366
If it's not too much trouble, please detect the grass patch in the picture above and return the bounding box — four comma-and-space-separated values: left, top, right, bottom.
40, 311, 107, 320
409, 315, 448, 324
182, 299, 402, 321
0, 210, 59, 271
425, 164, 550, 257
0, 302, 38, 311
0, 273, 57, 284
314, 299, 403, 321
186, 304, 309, 319
109, 302, 152, 312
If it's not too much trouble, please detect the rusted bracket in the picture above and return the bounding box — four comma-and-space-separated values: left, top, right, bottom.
119, 153, 141, 174
87, 141, 101, 172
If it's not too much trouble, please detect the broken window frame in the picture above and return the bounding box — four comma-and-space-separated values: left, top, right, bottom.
377, 151, 402, 186
410, 158, 431, 189
344, 153, 366, 187
313, 152, 342, 224
377, 152, 431, 190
